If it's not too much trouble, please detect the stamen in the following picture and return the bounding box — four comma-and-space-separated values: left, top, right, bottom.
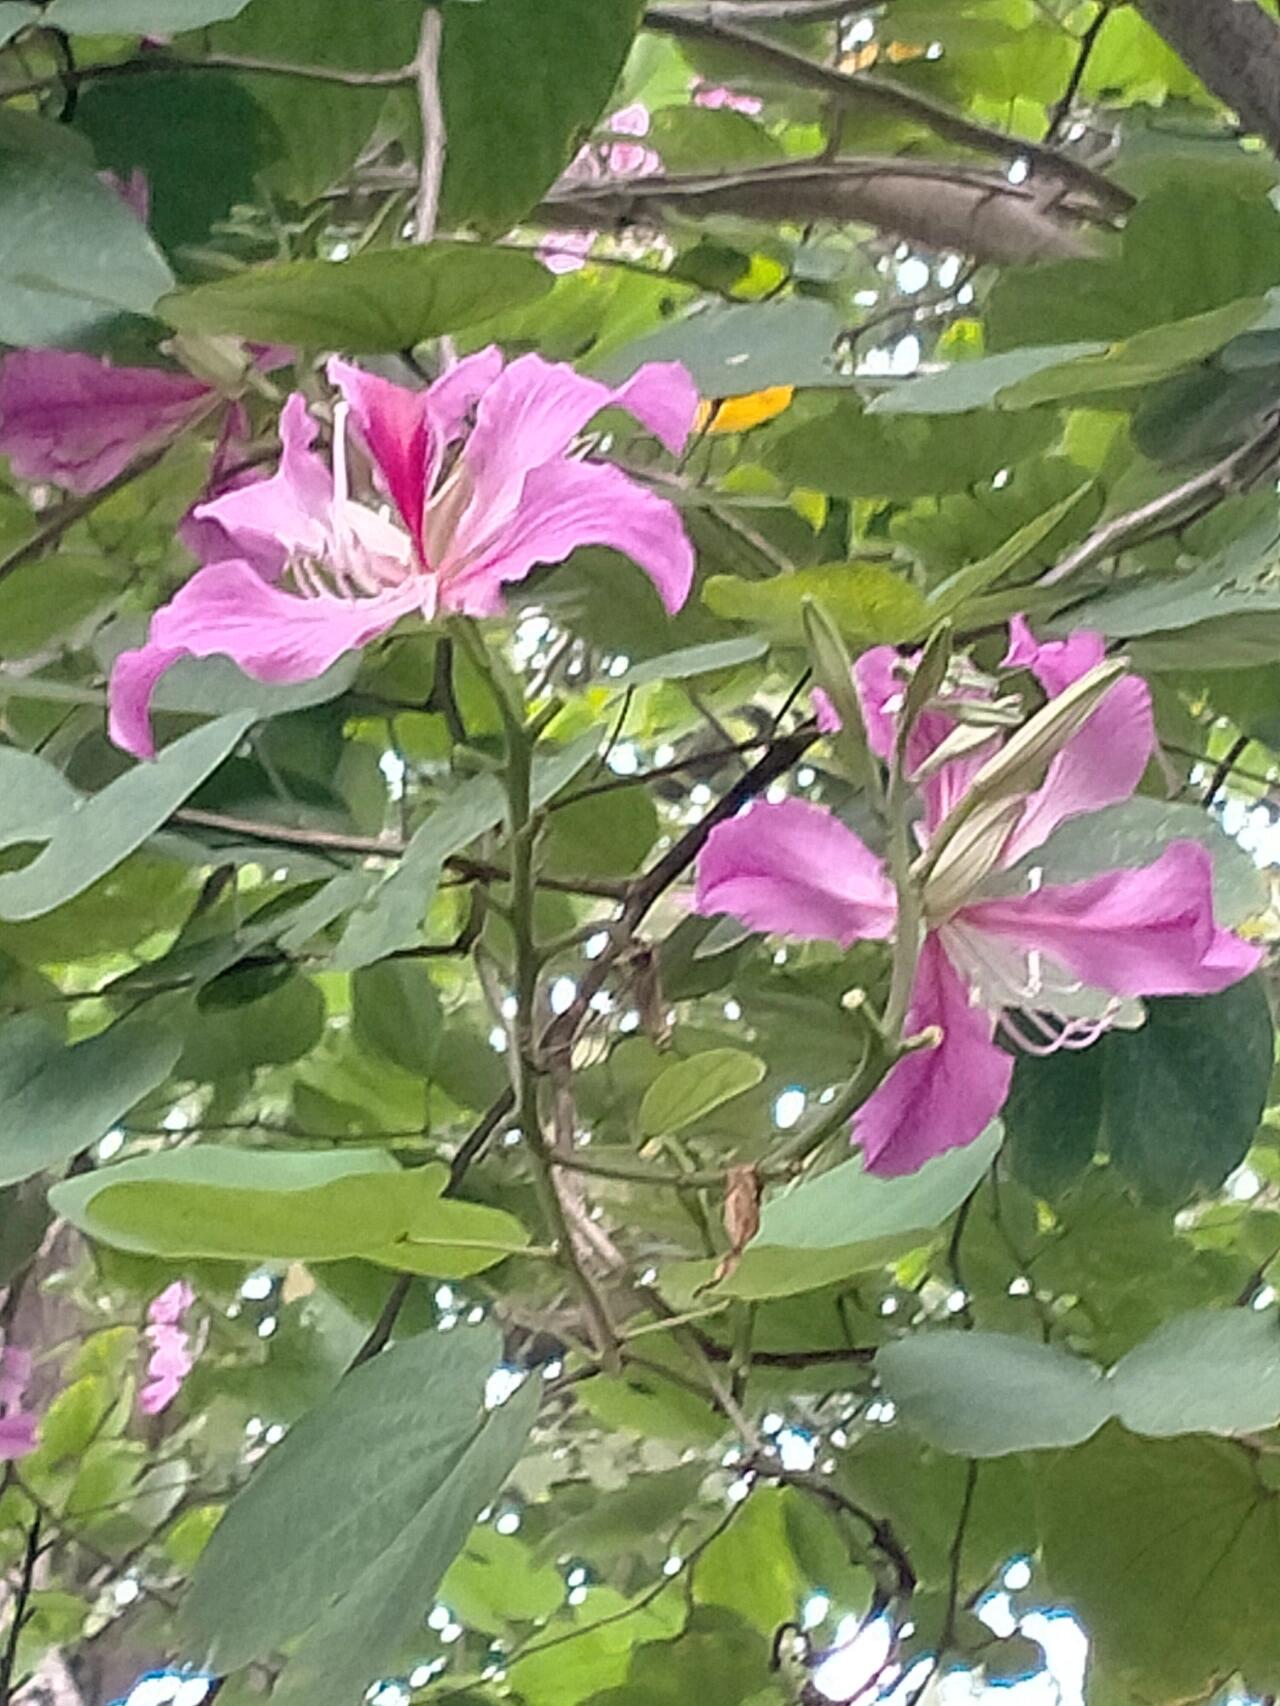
332, 400, 351, 510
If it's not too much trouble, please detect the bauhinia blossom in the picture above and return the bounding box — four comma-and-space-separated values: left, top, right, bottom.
695, 617, 1263, 1176
538, 102, 662, 273
109, 348, 699, 758
0, 1344, 38, 1461
139, 1280, 196, 1416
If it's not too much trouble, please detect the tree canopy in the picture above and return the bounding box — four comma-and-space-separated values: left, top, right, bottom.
2, 2, 1280, 1704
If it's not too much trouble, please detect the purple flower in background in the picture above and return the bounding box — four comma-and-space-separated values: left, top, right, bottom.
109, 349, 699, 757
139, 1281, 196, 1416
692, 79, 764, 115
0, 1345, 39, 1461
99, 166, 151, 223
537, 103, 661, 273
695, 618, 1263, 1176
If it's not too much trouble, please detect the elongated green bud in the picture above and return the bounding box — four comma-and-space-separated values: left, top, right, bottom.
801, 597, 877, 795
917, 656, 1128, 886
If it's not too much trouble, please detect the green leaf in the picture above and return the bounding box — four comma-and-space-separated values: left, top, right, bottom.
159, 244, 552, 353
49, 1150, 529, 1276
0, 140, 174, 346
0, 1010, 183, 1187
616, 636, 768, 687
1040, 1428, 1280, 1698
599, 300, 857, 395
704, 562, 928, 646
769, 399, 1057, 499
352, 960, 443, 1076
209, 0, 417, 204
441, 1525, 566, 1634
182, 1324, 537, 1706
875, 1331, 1110, 1457
0, 713, 253, 922
987, 185, 1280, 349
76, 73, 277, 257
1004, 1044, 1104, 1199
1110, 1309, 1280, 1438
869, 345, 1106, 416
925, 483, 1094, 619
638, 1048, 766, 1138
439, 0, 646, 231
695, 1490, 806, 1633
1103, 977, 1273, 1206
673, 1121, 1004, 1300
997, 298, 1268, 407
0, 3, 35, 44
47, 0, 252, 26
1004, 795, 1264, 926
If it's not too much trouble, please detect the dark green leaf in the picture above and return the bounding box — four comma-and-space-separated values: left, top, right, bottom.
352, 959, 444, 1076
182, 1324, 537, 1706
439, 0, 646, 231
1103, 978, 1273, 1205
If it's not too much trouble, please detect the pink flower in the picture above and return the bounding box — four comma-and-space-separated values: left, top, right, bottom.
0, 351, 219, 494
535, 228, 598, 275
0, 1345, 38, 1461
692, 80, 763, 116
0, 343, 287, 497
139, 1282, 196, 1415
109, 349, 700, 758
695, 618, 1263, 1176
608, 102, 651, 137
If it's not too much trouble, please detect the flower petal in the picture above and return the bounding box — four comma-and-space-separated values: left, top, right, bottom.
457, 353, 698, 547
1004, 612, 1105, 695
1001, 672, 1155, 865
190, 392, 332, 573
108, 562, 418, 757
962, 840, 1263, 998
0, 1412, 37, 1460
327, 358, 436, 558
427, 345, 506, 442
0, 1348, 31, 1411
693, 797, 896, 946
854, 933, 1013, 1176
444, 454, 695, 615
0, 349, 211, 493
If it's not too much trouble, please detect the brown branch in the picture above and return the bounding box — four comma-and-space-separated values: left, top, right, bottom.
657, 0, 859, 21
1133, 0, 1280, 156
0, 49, 413, 101
644, 6, 1133, 215
545, 157, 1101, 264
170, 807, 629, 898
0, 1513, 40, 1706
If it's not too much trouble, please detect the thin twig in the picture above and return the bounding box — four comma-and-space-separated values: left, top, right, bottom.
644, 6, 1133, 215
1044, 3, 1112, 143
411, 7, 446, 245
0, 1513, 40, 1706
1039, 412, 1280, 586
1204, 733, 1251, 810
0, 49, 414, 101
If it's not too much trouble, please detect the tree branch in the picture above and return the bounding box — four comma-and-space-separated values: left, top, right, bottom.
1039, 410, 1280, 586
644, 5, 1133, 215
1133, 0, 1280, 156
411, 6, 446, 244
545, 157, 1100, 264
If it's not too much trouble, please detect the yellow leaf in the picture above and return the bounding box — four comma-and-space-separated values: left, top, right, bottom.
694, 385, 795, 435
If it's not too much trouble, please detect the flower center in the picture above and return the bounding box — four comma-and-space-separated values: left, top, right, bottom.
939, 906, 1135, 1058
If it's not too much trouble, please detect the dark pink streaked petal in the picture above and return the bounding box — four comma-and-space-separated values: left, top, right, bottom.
444, 455, 695, 616
426, 346, 506, 443
0, 349, 212, 494
962, 840, 1263, 999
327, 358, 437, 561
854, 932, 1013, 1176
693, 797, 896, 946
